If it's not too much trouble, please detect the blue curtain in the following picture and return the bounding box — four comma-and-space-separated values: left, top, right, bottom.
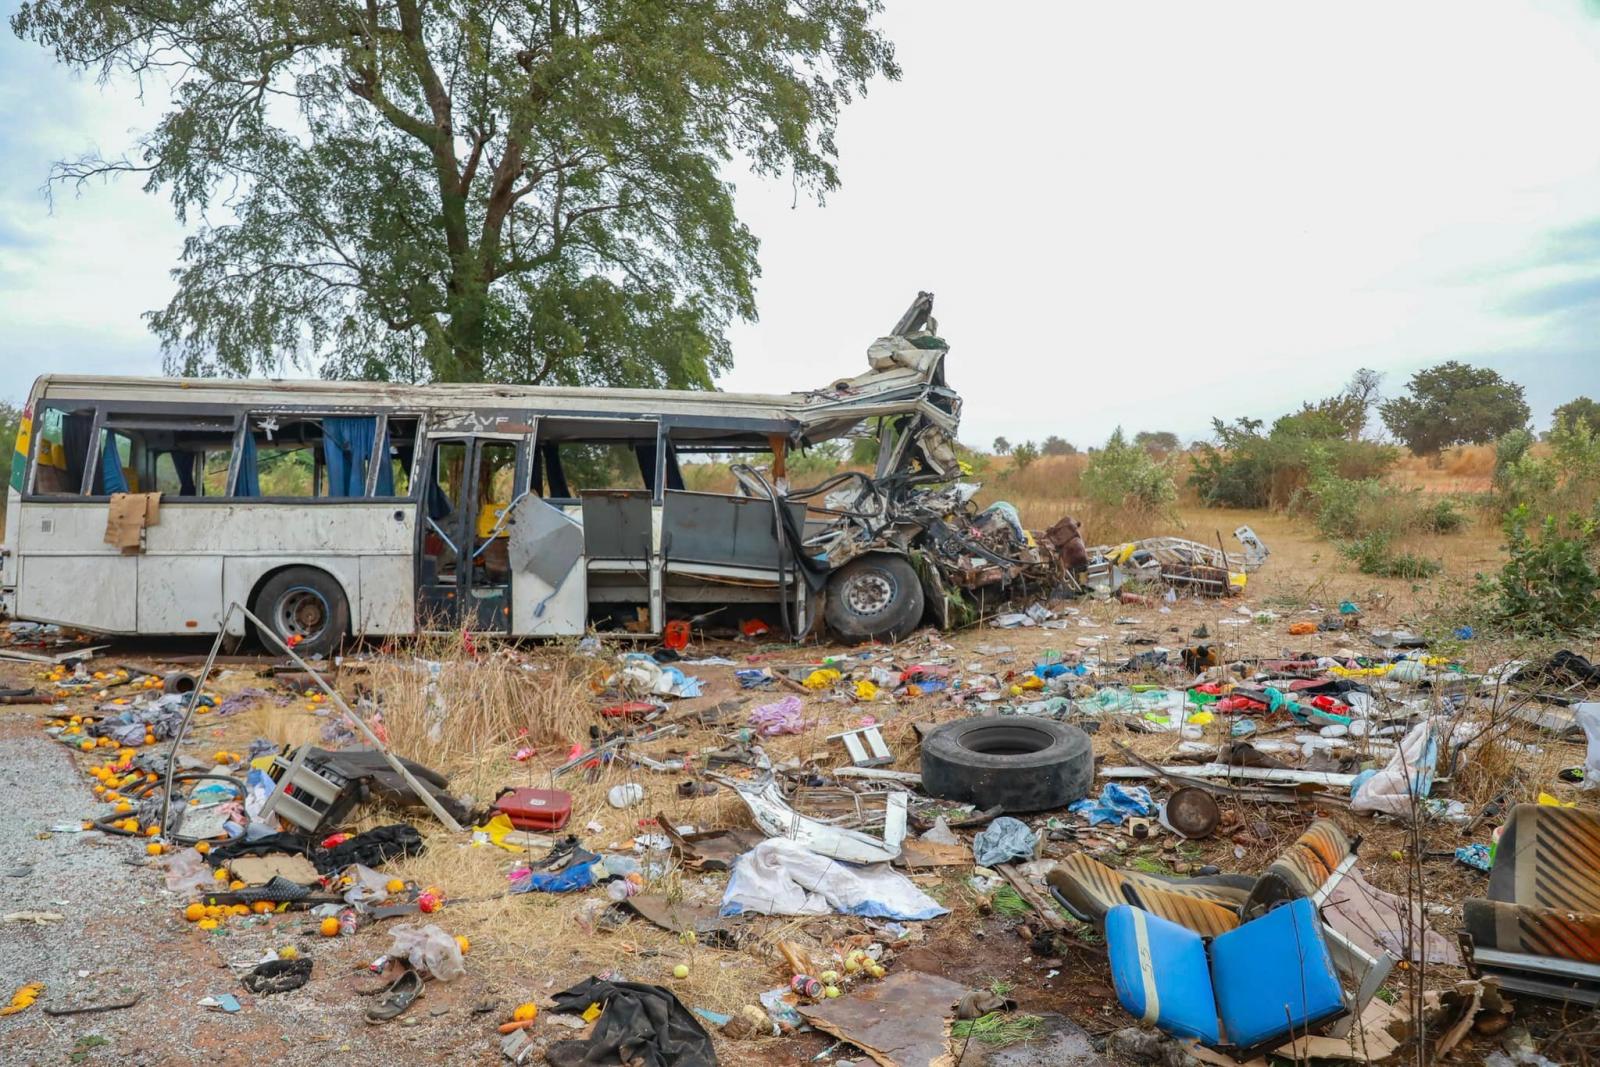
322, 417, 378, 497
235, 432, 261, 497
168, 451, 197, 496
61, 413, 93, 492
375, 430, 395, 496
99, 434, 129, 495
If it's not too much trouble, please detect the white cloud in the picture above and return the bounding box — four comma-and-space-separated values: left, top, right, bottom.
3, 0, 1599, 444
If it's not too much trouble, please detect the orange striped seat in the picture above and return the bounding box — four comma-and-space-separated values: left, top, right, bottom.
1463, 804, 1600, 964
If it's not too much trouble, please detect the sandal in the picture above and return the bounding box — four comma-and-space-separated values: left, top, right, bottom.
364, 968, 423, 1022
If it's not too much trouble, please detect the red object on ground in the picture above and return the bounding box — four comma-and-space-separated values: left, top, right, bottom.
602, 700, 658, 719
740, 618, 771, 637
663, 619, 691, 651
493, 787, 573, 831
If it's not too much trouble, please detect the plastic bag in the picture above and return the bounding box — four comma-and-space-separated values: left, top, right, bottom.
341, 864, 392, 907
721, 838, 946, 920
1578, 702, 1600, 791
749, 696, 805, 735
1352, 719, 1438, 815
388, 923, 465, 981
972, 817, 1039, 866
160, 846, 217, 897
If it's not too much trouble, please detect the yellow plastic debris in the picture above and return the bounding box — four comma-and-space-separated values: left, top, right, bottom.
853, 680, 879, 700
803, 669, 842, 690
1537, 792, 1575, 808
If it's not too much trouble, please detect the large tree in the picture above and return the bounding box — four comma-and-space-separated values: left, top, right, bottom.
1553, 396, 1600, 435
1379, 361, 1529, 457
12, 1, 896, 386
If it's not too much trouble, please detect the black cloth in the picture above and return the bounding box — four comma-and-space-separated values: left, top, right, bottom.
207, 833, 310, 865
1514, 651, 1600, 690
549, 977, 716, 1067
315, 823, 425, 873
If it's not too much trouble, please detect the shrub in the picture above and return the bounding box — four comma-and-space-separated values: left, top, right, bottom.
1189, 414, 1397, 510
1009, 440, 1039, 472
1477, 506, 1600, 635
1339, 533, 1442, 579
1081, 428, 1177, 516
1420, 496, 1467, 534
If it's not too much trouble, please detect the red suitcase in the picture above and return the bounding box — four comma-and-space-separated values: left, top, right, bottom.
493, 787, 573, 831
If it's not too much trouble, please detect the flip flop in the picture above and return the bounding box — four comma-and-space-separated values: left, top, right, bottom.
364, 968, 423, 1023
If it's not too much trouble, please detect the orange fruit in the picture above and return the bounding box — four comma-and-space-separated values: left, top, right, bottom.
184, 903, 205, 922
455, 935, 470, 955
319, 917, 341, 938
114, 801, 131, 813
146, 842, 163, 856
197, 919, 218, 931
252, 901, 274, 914
144, 826, 160, 837
385, 879, 405, 894
229, 880, 245, 891
512, 1003, 538, 1023
213, 869, 228, 881
204, 905, 222, 918
195, 842, 210, 855
230, 904, 249, 917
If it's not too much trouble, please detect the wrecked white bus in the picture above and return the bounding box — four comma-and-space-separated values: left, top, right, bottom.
2, 296, 1074, 655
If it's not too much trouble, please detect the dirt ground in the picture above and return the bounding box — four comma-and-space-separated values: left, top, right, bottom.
1, 539, 1596, 1065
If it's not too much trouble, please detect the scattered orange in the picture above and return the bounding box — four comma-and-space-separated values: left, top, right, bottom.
319, 917, 341, 938
455, 935, 470, 955
213, 868, 228, 881
184, 903, 205, 922
197, 919, 218, 931
146, 842, 163, 856
252, 901, 274, 914
385, 879, 405, 894
195, 842, 210, 855
230, 904, 249, 917
512, 1002, 538, 1022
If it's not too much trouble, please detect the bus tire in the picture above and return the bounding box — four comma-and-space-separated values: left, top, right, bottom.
253, 567, 349, 659
824, 553, 924, 642
921, 717, 1093, 813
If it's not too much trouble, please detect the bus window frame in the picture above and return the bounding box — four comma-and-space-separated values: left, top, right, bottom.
222, 408, 428, 503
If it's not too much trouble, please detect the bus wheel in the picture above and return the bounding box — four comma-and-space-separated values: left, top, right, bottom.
824, 553, 924, 642
253, 568, 350, 659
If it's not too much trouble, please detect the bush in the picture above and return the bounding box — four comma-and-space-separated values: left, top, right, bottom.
1477, 507, 1600, 635
1421, 496, 1467, 534
1010, 441, 1039, 472
1189, 413, 1397, 510
1081, 428, 1177, 516
1339, 533, 1442, 579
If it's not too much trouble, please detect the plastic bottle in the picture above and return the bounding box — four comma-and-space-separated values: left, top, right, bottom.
338, 908, 359, 937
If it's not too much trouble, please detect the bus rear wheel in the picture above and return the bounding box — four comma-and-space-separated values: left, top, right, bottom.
253, 568, 349, 659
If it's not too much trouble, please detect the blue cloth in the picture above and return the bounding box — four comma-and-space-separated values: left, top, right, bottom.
1070, 783, 1155, 826
374, 431, 395, 496
235, 432, 261, 497
322, 417, 378, 497
167, 451, 197, 496
510, 861, 597, 894
99, 434, 128, 495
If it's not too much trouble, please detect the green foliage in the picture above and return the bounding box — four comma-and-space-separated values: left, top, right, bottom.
0, 401, 20, 490
1477, 506, 1600, 635
1189, 412, 1396, 510
13, 1, 897, 387
1496, 416, 1600, 520
1553, 396, 1600, 435
1339, 534, 1441, 579
1081, 427, 1176, 516
849, 436, 881, 467
1009, 441, 1039, 472
991, 436, 1011, 456
1379, 361, 1530, 456
951, 1013, 1045, 1047
787, 441, 846, 481
1040, 434, 1076, 456
1133, 430, 1179, 453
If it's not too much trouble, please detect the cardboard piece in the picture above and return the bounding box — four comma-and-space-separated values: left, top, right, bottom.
799, 969, 968, 1067
228, 854, 322, 886
104, 492, 161, 552
896, 838, 973, 869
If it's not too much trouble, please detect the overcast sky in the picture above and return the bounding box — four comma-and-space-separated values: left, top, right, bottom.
4, 1, 1600, 450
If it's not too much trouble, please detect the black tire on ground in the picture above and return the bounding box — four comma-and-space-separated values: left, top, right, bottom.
252, 567, 350, 659
823, 553, 925, 642
921, 716, 1094, 813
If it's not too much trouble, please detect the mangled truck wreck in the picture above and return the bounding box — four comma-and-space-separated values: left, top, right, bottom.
4, 293, 1255, 651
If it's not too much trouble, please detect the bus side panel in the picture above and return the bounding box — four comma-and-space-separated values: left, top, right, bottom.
13, 502, 139, 632
138, 555, 224, 634
359, 554, 415, 635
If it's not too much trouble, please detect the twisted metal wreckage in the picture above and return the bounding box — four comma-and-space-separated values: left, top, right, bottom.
746, 293, 1270, 640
